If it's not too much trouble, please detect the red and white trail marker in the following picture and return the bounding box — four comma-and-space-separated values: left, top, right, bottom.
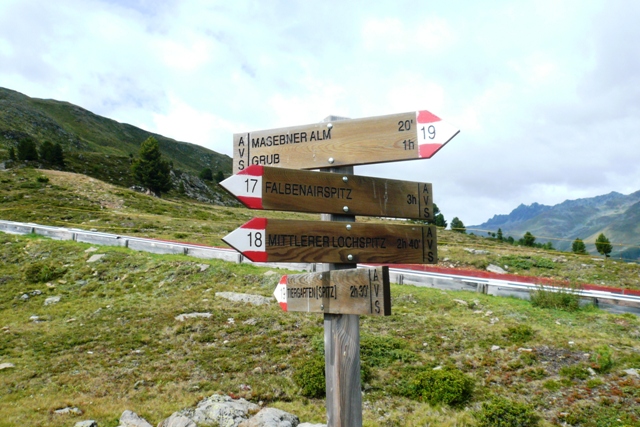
219, 166, 264, 209
274, 275, 288, 311
221, 217, 268, 262
415, 110, 460, 158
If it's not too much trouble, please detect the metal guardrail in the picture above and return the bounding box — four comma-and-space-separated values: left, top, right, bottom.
2, 219, 639, 315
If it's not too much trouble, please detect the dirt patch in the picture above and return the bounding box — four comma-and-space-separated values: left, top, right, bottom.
534, 345, 588, 374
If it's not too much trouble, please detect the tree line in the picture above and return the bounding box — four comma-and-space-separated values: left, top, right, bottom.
8, 139, 65, 168
425, 205, 614, 257
4, 136, 226, 198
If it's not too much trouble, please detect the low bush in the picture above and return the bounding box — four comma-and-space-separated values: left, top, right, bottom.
293, 356, 325, 399
530, 285, 580, 311
589, 345, 614, 373
360, 334, 417, 367
406, 367, 474, 407
559, 364, 591, 381
504, 324, 536, 343
23, 261, 65, 283
475, 396, 540, 427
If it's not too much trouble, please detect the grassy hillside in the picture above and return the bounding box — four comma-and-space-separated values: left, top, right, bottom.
0, 86, 231, 187
2, 232, 640, 426
2, 167, 640, 291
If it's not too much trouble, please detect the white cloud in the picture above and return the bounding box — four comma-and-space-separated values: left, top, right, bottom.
3, 0, 640, 228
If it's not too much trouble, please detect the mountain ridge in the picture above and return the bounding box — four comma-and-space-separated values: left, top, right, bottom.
469, 191, 640, 258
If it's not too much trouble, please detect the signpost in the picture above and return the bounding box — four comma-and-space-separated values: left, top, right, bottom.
220, 165, 433, 220
224, 110, 458, 427
233, 110, 459, 173
274, 266, 391, 316
222, 218, 437, 264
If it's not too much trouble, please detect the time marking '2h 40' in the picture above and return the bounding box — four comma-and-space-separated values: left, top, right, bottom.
222, 218, 437, 264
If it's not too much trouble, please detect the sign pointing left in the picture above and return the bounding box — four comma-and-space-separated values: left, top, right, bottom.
220, 165, 434, 220
222, 218, 437, 264
274, 267, 391, 316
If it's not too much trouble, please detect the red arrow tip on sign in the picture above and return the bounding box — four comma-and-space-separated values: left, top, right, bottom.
222, 218, 268, 262
416, 111, 460, 159
219, 167, 264, 209
274, 276, 288, 311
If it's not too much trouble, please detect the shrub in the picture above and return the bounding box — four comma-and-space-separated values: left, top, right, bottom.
36, 175, 49, 183
530, 285, 580, 311
559, 364, 591, 381
23, 262, 65, 283
542, 380, 561, 391
360, 334, 416, 367
293, 356, 325, 398
533, 257, 555, 269
475, 397, 540, 427
504, 324, 535, 344
407, 367, 474, 407
502, 255, 534, 270
589, 345, 614, 373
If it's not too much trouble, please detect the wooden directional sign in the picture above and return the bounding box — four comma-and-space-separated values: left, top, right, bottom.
220, 165, 433, 220
223, 218, 437, 264
233, 110, 459, 173
274, 267, 391, 316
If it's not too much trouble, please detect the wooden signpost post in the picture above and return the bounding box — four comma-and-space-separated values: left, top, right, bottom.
224, 110, 458, 427
220, 165, 433, 220
233, 110, 459, 173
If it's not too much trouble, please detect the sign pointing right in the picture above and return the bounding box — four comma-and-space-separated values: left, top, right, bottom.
233, 110, 459, 172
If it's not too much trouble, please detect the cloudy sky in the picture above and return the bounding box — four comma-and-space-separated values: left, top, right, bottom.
2, 0, 639, 226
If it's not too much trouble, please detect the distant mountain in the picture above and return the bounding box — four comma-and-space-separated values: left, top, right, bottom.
469, 191, 640, 259
0, 87, 232, 201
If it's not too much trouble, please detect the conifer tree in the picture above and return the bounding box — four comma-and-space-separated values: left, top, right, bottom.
450, 217, 466, 233
131, 136, 172, 197
572, 238, 587, 254
17, 139, 39, 161
595, 233, 612, 257
522, 231, 536, 247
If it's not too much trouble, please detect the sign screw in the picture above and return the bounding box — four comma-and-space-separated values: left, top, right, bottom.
327, 123, 333, 129
342, 176, 348, 182
346, 224, 352, 230
328, 157, 335, 164
347, 254, 354, 261
343, 206, 349, 212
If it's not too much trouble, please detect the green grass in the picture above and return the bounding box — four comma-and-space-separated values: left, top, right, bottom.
2, 233, 640, 426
